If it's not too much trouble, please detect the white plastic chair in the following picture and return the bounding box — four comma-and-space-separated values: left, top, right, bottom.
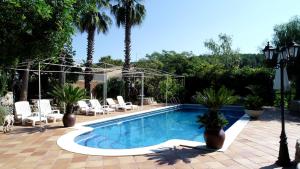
106, 98, 119, 109
15, 101, 48, 126
117, 96, 139, 110
106, 98, 131, 111
77, 100, 102, 116
89, 99, 114, 114
37, 99, 63, 122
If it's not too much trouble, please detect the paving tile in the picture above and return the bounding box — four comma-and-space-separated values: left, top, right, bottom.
67, 162, 86, 169
0, 106, 298, 169
103, 165, 121, 169
85, 160, 103, 167
120, 163, 139, 169
103, 158, 119, 166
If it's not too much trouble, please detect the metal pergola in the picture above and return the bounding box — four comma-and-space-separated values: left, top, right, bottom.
8, 57, 185, 129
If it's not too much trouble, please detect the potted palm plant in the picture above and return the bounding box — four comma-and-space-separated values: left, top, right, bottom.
196, 86, 237, 149
244, 85, 264, 119
244, 95, 264, 119
49, 84, 86, 127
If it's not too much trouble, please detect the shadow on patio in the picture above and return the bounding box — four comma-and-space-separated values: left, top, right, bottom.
260, 161, 298, 169
144, 146, 214, 165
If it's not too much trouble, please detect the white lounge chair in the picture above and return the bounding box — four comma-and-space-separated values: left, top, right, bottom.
37, 99, 63, 122
15, 101, 48, 126
89, 99, 114, 114
106, 98, 131, 111
77, 100, 102, 116
117, 96, 139, 110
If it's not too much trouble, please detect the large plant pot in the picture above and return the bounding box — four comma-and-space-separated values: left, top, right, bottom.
63, 113, 76, 127
245, 109, 263, 119
204, 127, 225, 149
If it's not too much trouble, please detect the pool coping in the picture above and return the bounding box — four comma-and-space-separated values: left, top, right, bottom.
57, 104, 249, 156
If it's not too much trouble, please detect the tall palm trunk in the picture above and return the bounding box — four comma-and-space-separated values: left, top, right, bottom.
19, 61, 32, 101
84, 28, 95, 97
123, 7, 132, 100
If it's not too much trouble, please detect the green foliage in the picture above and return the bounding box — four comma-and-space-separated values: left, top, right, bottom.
0, 0, 76, 66
93, 77, 124, 99
98, 56, 123, 66
111, 0, 146, 75
143, 77, 163, 101
132, 50, 274, 105
272, 15, 300, 99
204, 33, 241, 68
244, 95, 263, 110
135, 58, 163, 70
195, 87, 238, 111
0, 106, 9, 125
76, 2, 111, 35
195, 87, 236, 128
48, 84, 86, 114
197, 111, 228, 129
0, 71, 8, 96
274, 91, 291, 108
111, 0, 146, 27
159, 78, 184, 101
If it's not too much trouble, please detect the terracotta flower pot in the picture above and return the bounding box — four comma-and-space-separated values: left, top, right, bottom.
204, 127, 225, 149
245, 109, 263, 119
63, 113, 76, 127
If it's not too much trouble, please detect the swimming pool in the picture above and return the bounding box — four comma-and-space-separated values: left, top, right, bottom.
57, 105, 249, 156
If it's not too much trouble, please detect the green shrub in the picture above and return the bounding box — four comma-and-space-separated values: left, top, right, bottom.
244, 95, 264, 110
0, 106, 8, 125
93, 77, 124, 100
0, 71, 8, 96
185, 67, 274, 105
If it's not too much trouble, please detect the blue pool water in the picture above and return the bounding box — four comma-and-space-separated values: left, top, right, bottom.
75, 105, 245, 149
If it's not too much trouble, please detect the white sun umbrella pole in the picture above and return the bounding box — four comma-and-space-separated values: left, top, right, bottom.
103, 64, 107, 106
141, 72, 144, 110
38, 62, 43, 130
165, 75, 168, 106
103, 73, 107, 106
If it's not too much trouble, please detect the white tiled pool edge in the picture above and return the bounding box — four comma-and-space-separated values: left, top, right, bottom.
57, 105, 249, 156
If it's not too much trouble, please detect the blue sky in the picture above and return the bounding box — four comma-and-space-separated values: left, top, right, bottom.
72, 0, 300, 63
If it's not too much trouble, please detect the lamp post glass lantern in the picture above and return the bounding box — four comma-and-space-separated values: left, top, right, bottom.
263, 41, 300, 167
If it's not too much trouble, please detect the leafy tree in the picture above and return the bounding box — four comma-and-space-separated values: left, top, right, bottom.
0, 0, 76, 100
98, 55, 123, 66
93, 77, 124, 99
135, 58, 163, 70
76, 1, 111, 96
272, 16, 300, 99
204, 33, 241, 67
111, 0, 146, 99
0, 71, 8, 96
159, 78, 184, 102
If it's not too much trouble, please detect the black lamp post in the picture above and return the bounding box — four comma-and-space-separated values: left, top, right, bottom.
263, 41, 300, 167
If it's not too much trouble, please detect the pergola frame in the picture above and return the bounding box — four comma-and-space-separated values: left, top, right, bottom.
8, 57, 185, 129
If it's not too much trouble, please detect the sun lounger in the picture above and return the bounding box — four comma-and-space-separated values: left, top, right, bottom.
15, 101, 47, 126
106, 98, 131, 111
37, 99, 63, 122
117, 96, 139, 110
77, 100, 103, 116
89, 99, 115, 114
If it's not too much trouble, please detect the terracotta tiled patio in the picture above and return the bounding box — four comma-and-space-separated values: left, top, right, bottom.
0, 105, 299, 169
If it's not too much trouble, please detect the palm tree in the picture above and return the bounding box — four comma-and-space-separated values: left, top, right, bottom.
111, 0, 146, 99
77, 3, 111, 96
